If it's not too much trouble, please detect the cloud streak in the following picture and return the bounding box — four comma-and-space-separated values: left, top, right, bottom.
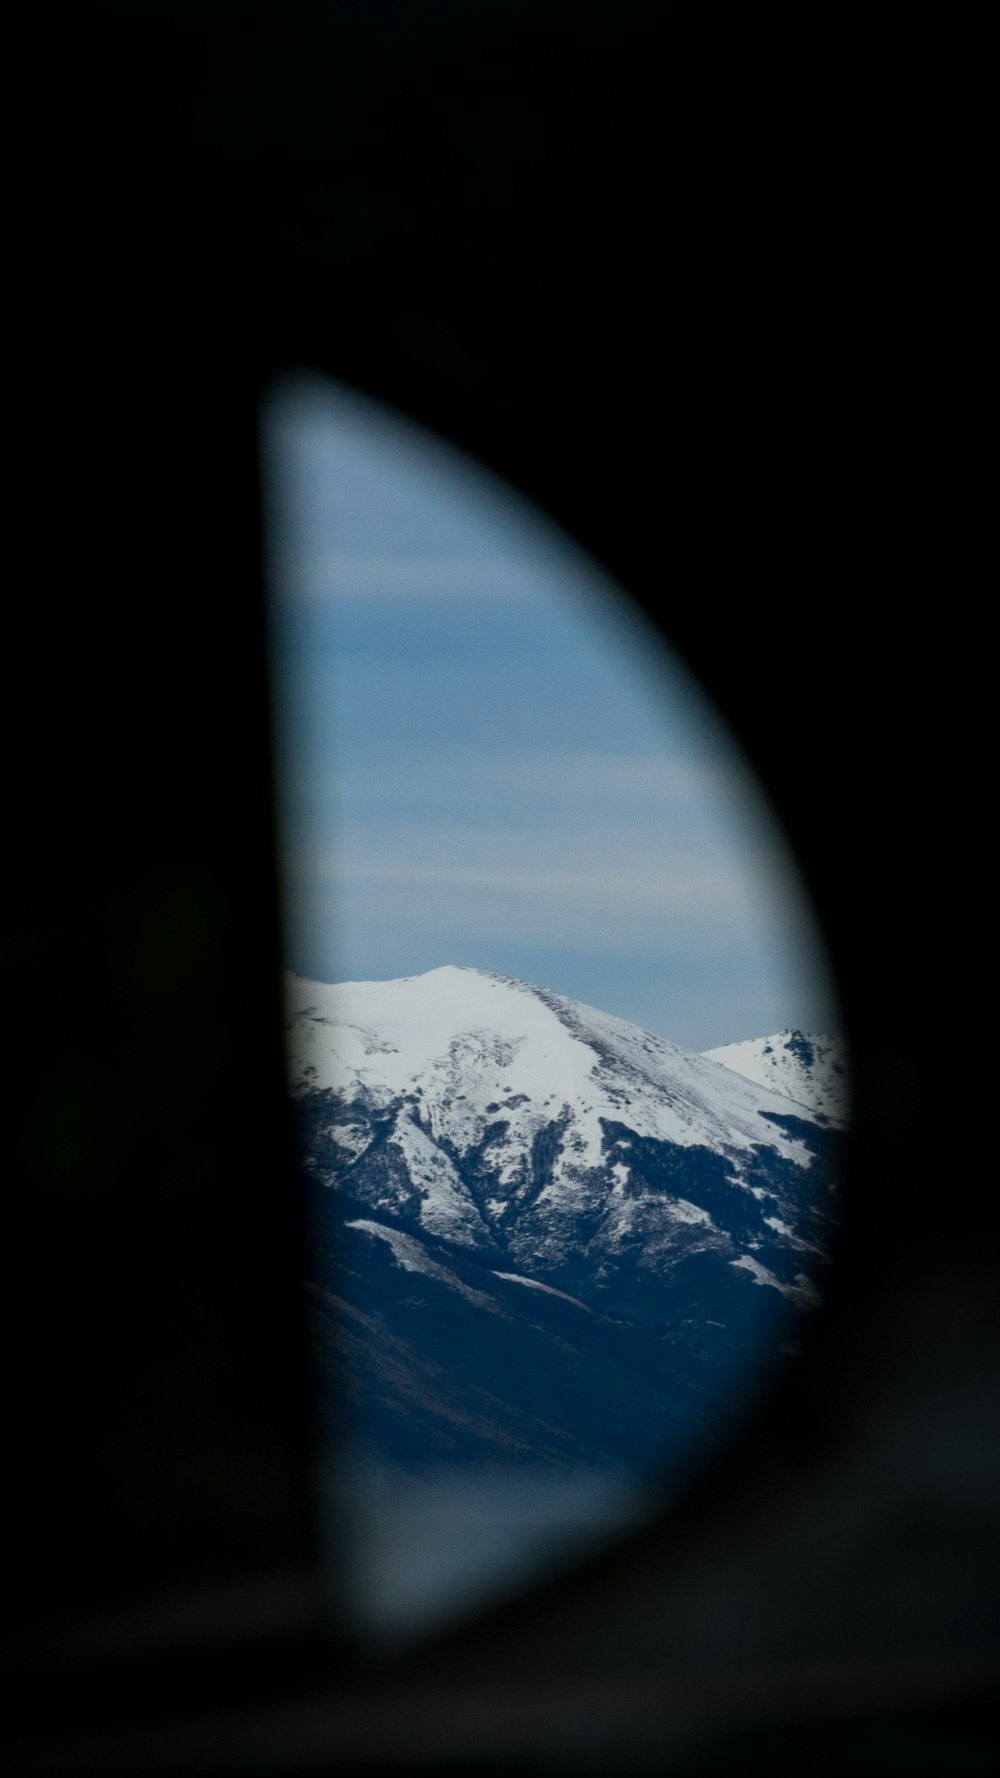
271, 554, 545, 603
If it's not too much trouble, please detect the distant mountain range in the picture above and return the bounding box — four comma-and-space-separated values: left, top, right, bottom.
287, 967, 845, 1487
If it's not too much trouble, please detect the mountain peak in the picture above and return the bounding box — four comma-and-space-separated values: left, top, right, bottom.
285, 969, 830, 1188
702, 1029, 847, 1122
292, 966, 844, 1509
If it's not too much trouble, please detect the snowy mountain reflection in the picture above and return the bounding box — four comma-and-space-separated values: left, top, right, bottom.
263, 374, 843, 1642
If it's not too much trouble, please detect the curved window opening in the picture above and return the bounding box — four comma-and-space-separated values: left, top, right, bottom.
261, 373, 847, 1646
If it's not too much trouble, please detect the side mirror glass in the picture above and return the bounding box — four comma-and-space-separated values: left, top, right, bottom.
262, 374, 846, 1645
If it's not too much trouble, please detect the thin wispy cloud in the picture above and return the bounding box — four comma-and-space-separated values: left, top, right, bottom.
272, 554, 542, 602
297, 847, 739, 913
287, 748, 746, 808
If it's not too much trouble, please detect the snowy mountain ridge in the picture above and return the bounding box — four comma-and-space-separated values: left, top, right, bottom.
289, 965, 845, 1482
288, 966, 821, 1220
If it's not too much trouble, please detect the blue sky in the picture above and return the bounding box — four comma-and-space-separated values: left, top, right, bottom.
262, 375, 835, 1052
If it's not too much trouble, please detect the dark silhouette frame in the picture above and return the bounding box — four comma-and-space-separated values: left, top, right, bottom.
5, 3, 994, 1772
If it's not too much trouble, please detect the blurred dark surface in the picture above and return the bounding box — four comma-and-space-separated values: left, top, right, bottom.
5, 2, 994, 1772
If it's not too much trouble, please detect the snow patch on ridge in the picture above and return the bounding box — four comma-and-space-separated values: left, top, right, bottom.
492, 1272, 590, 1311
344, 1220, 501, 1312
730, 1253, 822, 1309
729, 1253, 789, 1294
667, 1197, 716, 1229
389, 1111, 487, 1245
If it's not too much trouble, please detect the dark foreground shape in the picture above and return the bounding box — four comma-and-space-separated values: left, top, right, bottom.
5, 3, 995, 1773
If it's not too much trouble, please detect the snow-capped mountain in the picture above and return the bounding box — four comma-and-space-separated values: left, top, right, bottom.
288, 966, 843, 1484
702, 1030, 848, 1122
